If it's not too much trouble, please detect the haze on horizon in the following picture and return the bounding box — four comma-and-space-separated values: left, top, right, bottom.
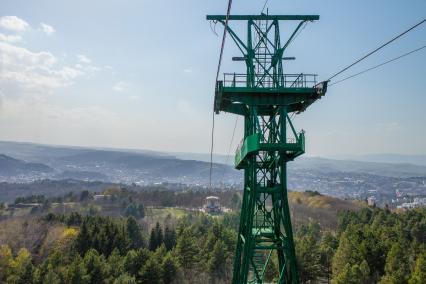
0, 0, 425, 157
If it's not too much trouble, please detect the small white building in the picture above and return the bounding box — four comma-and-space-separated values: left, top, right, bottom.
204, 196, 221, 213
93, 194, 111, 201
367, 196, 376, 207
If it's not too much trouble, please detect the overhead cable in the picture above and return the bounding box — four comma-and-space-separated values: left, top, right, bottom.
329, 45, 426, 86
209, 0, 233, 189
327, 18, 426, 82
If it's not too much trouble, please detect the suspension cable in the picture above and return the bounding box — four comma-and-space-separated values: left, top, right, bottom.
221, 116, 239, 181
327, 18, 425, 82
209, 0, 233, 189
329, 44, 426, 87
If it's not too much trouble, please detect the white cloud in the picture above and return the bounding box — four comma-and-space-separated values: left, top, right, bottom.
0, 97, 122, 146
183, 67, 192, 73
0, 16, 30, 32
0, 33, 22, 43
77, 54, 91, 64
40, 23, 55, 35
113, 81, 128, 92
0, 41, 94, 94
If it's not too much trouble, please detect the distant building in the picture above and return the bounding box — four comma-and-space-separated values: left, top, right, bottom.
204, 196, 221, 214
93, 194, 111, 201
367, 196, 376, 207
413, 197, 426, 205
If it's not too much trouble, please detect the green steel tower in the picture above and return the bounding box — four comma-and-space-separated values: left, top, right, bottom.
206, 14, 327, 283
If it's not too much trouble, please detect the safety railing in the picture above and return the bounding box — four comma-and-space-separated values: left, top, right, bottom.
234, 131, 305, 168
222, 73, 317, 88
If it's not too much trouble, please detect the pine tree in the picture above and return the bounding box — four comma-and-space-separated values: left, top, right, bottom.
162, 252, 180, 284
124, 249, 150, 278
163, 226, 176, 251
126, 217, 144, 249
139, 256, 163, 284
155, 222, 163, 248
149, 228, 157, 251
113, 273, 136, 284
175, 228, 199, 270
207, 240, 227, 279
297, 234, 321, 283
65, 255, 89, 284
76, 220, 90, 255
83, 249, 108, 284
409, 253, 426, 284
379, 242, 410, 284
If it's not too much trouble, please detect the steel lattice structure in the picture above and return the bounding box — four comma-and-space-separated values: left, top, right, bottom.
207, 14, 327, 283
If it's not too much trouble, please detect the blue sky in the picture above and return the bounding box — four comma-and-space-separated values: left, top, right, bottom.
0, 0, 425, 157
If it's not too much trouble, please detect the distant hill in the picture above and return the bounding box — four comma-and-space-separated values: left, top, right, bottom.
288, 190, 361, 230
0, 154, 52, 175
291, 157, 426, 178
0, 141, 240, 185
330, 153, 426, 167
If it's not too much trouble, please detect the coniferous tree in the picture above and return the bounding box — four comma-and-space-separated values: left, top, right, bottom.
161, 252, 180, 284
124, 248, 151, 279
409, 253, 426, 284
83, 249, 108, 284
175, 228, 199, 270
207, 240, 227, 280
126, 217, 144, 249
163, 226, 176, 251
149, 228, 157, 251
379, 242, 410, 284
65, 255, 89, 284
139, 256, 163, 284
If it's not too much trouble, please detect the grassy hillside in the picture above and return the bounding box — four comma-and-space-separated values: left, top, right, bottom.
289, 191, 361, 230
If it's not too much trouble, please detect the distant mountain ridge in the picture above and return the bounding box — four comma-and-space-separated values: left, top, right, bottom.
0, 141, 425, 186
0, 141, 240, 184
329, 153, 426, 167
0, 154, 52, 175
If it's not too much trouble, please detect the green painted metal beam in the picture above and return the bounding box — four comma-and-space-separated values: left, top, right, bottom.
206, 15, 319, 21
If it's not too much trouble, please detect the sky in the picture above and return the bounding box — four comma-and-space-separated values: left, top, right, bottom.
0, 0, 425, 157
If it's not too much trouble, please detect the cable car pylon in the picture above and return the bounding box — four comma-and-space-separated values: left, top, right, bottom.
206, 13, 328, 283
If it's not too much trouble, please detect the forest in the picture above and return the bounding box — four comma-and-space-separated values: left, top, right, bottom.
0, 187, 425, 283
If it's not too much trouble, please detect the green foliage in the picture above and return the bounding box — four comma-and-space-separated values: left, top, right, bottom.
297, 237, 321, 283
138, 253, 163, 284
0, 244, 13, 282
126, 217, 144, 249
163, 226, 177, 251
332, 260, 370, 284
409, 252, 426, 284
379, 242, 411, 284
7, 248, 34, 284
331, 207, 426, 283
83, 249, 108, 284
65, 255, 89, 284
123, 202, 145, 219
149, 222, 163, 251
175, 227, 199, 270
124, 248, 150, 278
2, 204, 424, 283
207, 240, 227, 277
113, 273, 136, 284
161, 252, 180, 284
